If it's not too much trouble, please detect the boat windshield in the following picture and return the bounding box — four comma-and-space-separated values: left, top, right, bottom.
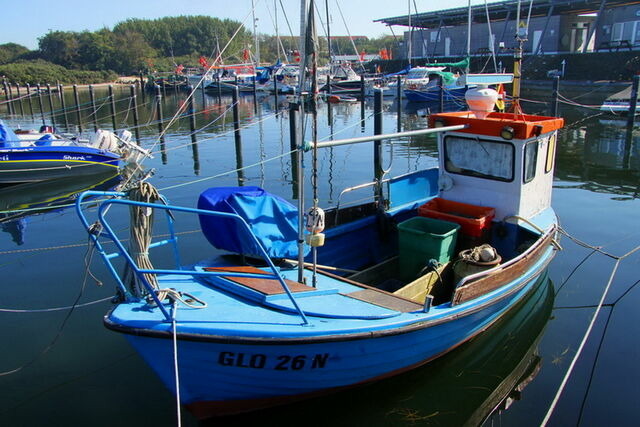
443, 136, 515, 182
406, 67, 446, 80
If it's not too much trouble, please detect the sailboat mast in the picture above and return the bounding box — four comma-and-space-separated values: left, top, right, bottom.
466, 0, 471, 73
326, 0, 331, 63
296, 0, 309, 283
252, 0, 260, 65
407, 0, 412, 67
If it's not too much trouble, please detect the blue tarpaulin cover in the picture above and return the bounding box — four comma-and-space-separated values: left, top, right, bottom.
0, 120, 20, 148
198, 186, 308, 259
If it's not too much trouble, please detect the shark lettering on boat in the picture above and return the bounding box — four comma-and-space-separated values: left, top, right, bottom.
63, 155, 87, 161
218, 351, 330, 370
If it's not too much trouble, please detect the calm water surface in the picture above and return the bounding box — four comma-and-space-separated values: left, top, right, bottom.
0, 87, 638, 426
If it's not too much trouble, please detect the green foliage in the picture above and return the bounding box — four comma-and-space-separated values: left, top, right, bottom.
0, 43, 31, 65
0, 60, 117, 85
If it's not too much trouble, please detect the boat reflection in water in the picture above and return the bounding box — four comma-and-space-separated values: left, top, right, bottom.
206, 270, 554, 426
0, 171, 122, 245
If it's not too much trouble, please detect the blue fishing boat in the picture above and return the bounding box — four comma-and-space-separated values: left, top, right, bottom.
76, 66, 564, 417
0, 122, 147, 184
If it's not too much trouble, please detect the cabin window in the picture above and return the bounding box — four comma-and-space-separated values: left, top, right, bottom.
444, 136, 514, 182
523, 140, 538, 183
545, 133, 556, 173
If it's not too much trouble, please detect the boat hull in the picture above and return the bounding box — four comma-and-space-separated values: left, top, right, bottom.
0, 146, 120, 183
107, 245, 554, 419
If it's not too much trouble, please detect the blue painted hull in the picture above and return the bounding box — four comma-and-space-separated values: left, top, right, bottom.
404, 86, 467, 102
106, 242, 554, 418
0, 146, 120, 183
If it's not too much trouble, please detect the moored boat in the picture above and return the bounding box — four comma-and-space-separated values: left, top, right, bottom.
0, 122, 147, 184
76, 67, 564, 418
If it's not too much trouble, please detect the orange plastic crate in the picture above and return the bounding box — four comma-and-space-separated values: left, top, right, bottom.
418, 198, 495, 238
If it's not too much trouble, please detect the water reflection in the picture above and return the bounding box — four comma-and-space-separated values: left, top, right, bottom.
556, 117, 640, 198
0, 171, 122, 246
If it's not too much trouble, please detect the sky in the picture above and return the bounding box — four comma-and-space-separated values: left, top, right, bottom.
1, 0, 474, 50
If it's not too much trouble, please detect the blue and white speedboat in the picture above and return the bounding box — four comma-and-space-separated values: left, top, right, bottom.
76, 73, 564, 418
0, 122, 146, 183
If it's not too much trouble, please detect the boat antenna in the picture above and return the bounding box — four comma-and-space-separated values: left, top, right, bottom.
326, 0, 331, 64
511, 0, 526, 114
408, 0, 412, 67
252, 0, 261, 65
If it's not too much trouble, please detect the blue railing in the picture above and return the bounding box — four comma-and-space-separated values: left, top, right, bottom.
75, 191, 310, 324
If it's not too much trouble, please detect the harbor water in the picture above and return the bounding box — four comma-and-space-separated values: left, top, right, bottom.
0, 87, 638, 426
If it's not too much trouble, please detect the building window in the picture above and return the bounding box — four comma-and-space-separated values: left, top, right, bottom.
430, 31, 440, 43
524, 140, 538, 183
444, 136, 514, 182
634, 21, 640, 44
612, 22, 624, 41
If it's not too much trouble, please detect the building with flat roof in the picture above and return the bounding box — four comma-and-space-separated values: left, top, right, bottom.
375, 0, 640, 60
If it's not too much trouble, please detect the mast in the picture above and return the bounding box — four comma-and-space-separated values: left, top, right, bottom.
325, 0, 331, 63
252, 0, 260, 65
296, 0, 308, 283
407, 0, 412, 67
466, 0, 471, 73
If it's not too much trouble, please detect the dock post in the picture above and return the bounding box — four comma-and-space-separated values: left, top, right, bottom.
59, 84, 69, 130
25, 83, 34, 116
216, 75, 222, 101
155, 85, 166, 163
73, 84, 82, 132
327, 75, 332, 95
2, 79, 10, 115
89, 85, 98, 131
273, 74, 278, 110
360, 75, 366, 131
439, 82, 444, 113
46, 84, 55, 126
551, 75, 560, 117
252, 73, 258, 113
373, 89, 384, 204
627, 75, 639, 130
138, 71, 145, 101
15, 83, 24, 115
7, 82, 15, 115
188, 93, 200, 174
130, 84, 140, 143
108, 85, 117, 130
36, 84, 46, 125
232, 86, 245, 185
288, 102, 298, 151
396, 75, 402, 132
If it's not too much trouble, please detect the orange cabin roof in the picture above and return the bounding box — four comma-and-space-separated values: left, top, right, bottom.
429, 111, 564, 140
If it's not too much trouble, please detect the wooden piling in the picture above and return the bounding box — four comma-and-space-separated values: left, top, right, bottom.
36, 84, 46, 125
439, 82, 444, 113
155, 85, 166, 163
188, 94, 200, 175
108, 85, 117, 130
231, 86, 245, 185
73, 84, 82, 132
58, 84, 69, 130
15, 83, 24, 116
46, 84, 55, 126
25, 83, 34, 116
7, 83, 15, 115
327, 75, 332, 95
130, 85, 140, 143
89, 85, 98, 131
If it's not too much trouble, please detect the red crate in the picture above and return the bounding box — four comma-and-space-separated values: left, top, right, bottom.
418, 198, 495, 238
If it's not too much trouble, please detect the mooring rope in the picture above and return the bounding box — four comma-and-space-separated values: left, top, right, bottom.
541, 232, 640, 426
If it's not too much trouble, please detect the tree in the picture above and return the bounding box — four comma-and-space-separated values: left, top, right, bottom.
0, 43, 30, 65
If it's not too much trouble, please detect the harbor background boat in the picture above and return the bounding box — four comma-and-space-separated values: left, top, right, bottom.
0, 86, 638, 426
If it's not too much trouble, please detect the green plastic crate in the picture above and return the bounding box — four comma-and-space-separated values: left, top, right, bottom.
398, 216, 460, 281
